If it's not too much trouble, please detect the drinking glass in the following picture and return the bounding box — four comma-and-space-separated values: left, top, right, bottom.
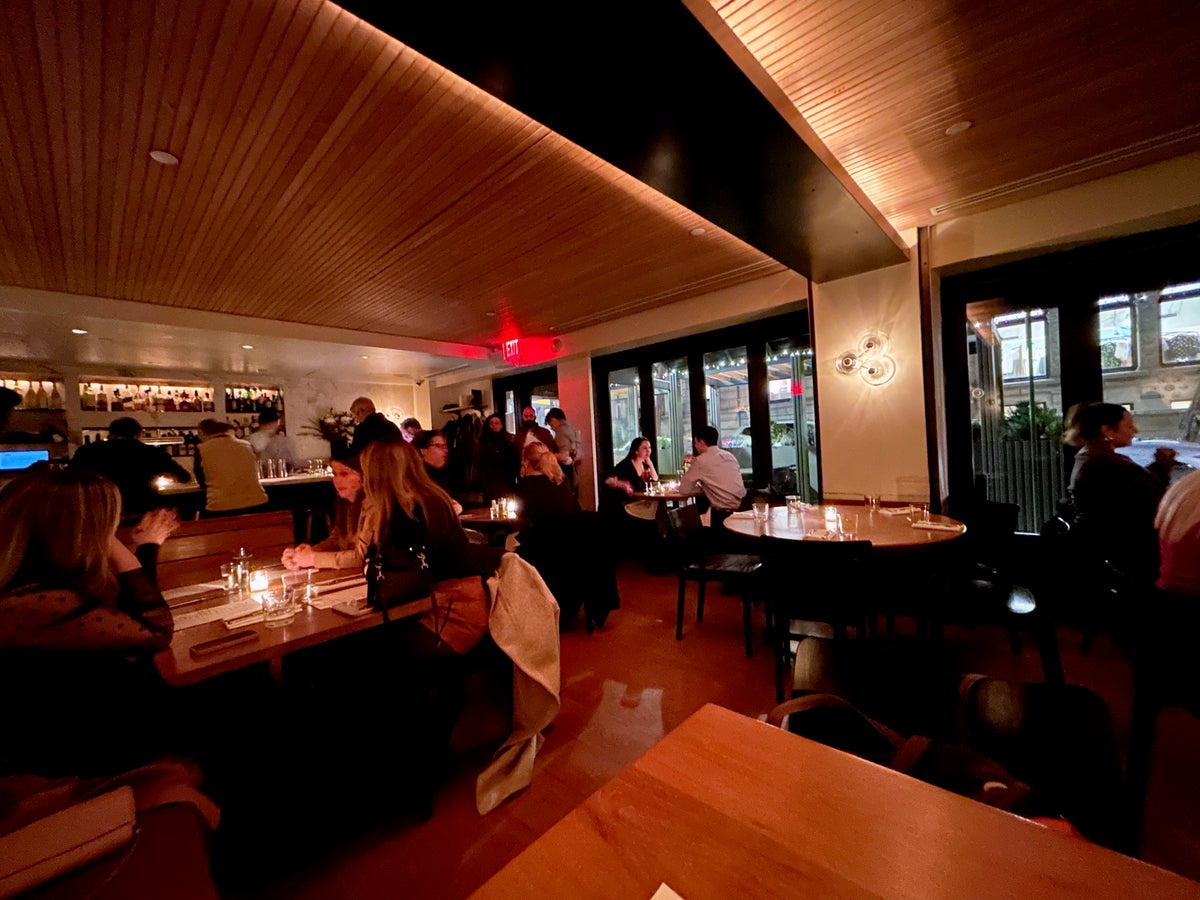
220, 563, 239, 594
839, 513, 859, 540
282, 569, 313, 606
752, 499, 769, 522
864, 495, 881, 512
262, 590, 296, 628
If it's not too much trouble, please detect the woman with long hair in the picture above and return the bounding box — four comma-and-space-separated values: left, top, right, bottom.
516, 441, 578, 523
358, 436, 469, 581
1067, 402, 1164, 585
282, 450, 366, 570
605, 436, 659, 497
0, 467, 177, 775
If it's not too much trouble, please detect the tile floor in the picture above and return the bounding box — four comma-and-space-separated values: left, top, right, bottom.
221, 560, 1200, 898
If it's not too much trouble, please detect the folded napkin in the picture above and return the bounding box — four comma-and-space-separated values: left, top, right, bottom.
879, 506, 914, 516
162, 582, 224, 602
224, 611, 266, 628
911, 521, 964, 533
804, 529, 837, 541
728, 510, 756, 520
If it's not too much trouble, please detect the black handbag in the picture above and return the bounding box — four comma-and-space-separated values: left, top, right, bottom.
365, 543, 433, 623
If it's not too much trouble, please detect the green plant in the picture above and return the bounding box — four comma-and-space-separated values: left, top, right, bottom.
1100, 341, 1120, 369
769, 421, 795, 445
1003, 401, 1063, 441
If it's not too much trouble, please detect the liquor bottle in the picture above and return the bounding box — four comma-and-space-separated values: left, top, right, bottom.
131, 386, 146, 412
179, 391, 193, 412
202, 390, 214, 412
80, 382, 94, 411
96, 387, 108, 412
274, 391, 283, 413
111, 387, 123, 412
34, 381, 49, 409
151, 388, 162, 413
49, 382, 62, 409
164, 391, 176, 412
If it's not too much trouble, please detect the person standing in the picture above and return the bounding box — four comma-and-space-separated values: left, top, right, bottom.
478, 413, 519, 503
680, 425, 747, 528
545, 407, 581, 488
194, 419, 268, 516
70, 416, 191, 518
348, 397, 400, 453
247, 408, 300, 470
517, 406, 559, 454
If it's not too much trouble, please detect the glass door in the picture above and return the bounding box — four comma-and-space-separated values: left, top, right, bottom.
651, 357, 690, 477
766, 339, 817, 501
606, 366, 642, 465
966, 302, 1065, 532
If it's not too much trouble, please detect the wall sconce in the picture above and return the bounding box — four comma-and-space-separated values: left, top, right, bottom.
835, 332, 897, 387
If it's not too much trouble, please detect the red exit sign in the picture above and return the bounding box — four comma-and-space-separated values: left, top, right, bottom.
502, 339, 520, 360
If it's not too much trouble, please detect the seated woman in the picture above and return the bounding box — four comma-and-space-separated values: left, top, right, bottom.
602, 436, 659, 523
412, 429, 464, 514
0, 468, 178, 776
282, 450, 364, 571
1067, 402, 1165, 586
516, 441, 578, 524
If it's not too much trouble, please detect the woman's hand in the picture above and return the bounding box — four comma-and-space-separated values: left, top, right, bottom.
130, 508, 180, 547
283, 544, 316, 570
451, 499, 463, 515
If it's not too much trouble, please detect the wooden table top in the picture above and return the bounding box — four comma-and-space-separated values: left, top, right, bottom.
471, 704, 1197, 899
154, 567, 428, 686
724, 504, 967, 549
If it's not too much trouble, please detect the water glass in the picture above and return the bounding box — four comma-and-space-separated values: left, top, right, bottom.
752, 499, 769, 522
864, 495, 881, 512
262, 590, 296, 628
839, 513, 859, 540
220, 563, 239, 594
282, 569, 313, 606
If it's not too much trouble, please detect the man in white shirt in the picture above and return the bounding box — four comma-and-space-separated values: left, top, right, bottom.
247, 408, 299, 470
1155, 470, 1200, 597
680, 425, 747, 527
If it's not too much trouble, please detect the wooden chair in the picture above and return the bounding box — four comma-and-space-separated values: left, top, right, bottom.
765, 538, 872, 701
119, 510, 296, 590
665, 505, 763, 656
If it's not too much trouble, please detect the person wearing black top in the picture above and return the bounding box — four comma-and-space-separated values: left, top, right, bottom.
348, 396, 400, 453
479, 414, 519, 503
70, 416, 191, 518
516, 441, 578, 523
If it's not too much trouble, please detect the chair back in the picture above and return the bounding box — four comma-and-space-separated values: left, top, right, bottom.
665, 505, 707, 567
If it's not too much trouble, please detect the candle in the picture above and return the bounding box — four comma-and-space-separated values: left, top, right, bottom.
249, 569, 269, 593
154, 475, 171, 490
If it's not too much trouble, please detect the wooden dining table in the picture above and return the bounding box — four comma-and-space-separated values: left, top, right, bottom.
154, 567, 429, 686
470, 703, 1197, 899
723, 503, 967, 549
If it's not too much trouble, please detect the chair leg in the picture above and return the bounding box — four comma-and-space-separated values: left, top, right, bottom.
696, 579, 707, 623
676, 576, 687, 640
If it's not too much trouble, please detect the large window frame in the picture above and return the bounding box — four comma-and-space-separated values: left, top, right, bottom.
591, 310, 815, 496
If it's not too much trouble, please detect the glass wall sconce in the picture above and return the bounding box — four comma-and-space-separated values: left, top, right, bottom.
835, 332, 897, 386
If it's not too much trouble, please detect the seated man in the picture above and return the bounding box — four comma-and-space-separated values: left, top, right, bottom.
70, 416, 191, 518
680, 425, 747, 528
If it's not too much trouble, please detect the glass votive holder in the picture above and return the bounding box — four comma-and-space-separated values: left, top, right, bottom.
249, 568, 270, 594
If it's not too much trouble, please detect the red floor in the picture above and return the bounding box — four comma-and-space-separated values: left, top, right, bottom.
224, 561, 1200, 898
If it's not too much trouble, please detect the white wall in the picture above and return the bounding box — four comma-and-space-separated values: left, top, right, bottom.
811, 257, 930, 502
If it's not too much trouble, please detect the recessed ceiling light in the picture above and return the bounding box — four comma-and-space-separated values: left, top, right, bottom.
70, 328, 88, 335
241, 344, 254, 350
149, 149, 179, 165
689, 227, 707, 236
360, 355, 370, 359
486, 311, 496, 317
945, 120, 972, 136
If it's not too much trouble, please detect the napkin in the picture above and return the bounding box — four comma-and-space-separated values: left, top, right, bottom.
911, 521, 964, 532
878, 506, 914, 516
804, 529, 837, 541
728, 510, 756, 520
162, 582, 224, 602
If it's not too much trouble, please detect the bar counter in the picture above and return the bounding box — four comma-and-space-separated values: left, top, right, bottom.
156, 472, 335, 542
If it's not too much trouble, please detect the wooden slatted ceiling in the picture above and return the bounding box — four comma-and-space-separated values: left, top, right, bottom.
0, 0, 784, 349
702, 0, 1200, 233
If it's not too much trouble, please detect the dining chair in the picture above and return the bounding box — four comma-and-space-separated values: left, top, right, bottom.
665, 504, 763, 656
765, 538, 872, 701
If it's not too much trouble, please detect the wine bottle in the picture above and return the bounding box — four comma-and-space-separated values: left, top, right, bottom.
80, 383, 94, 411
34, 381, 49, 409
49, 382, 62, 409
96, 388, 108, 412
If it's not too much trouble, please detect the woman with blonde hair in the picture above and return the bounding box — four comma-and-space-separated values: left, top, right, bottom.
516, 440, 577, 523
0, 467, 178, 775
358, 436, 470, 582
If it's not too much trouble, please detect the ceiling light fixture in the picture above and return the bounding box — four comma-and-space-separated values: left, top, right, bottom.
486, 311, 496, 317
241, 344, 254, 350
689, 227, 707, 236
945, 120, 972, 136
149, 149, 179, 165
70, 328, 88, 335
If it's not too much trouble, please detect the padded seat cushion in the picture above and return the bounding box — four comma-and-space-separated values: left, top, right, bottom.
689, 553, 763, 576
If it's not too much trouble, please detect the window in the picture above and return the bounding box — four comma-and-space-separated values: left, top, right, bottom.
1160, 282, 1200, 365
994, 310, 1048, 381
1097, 295, 1136, 370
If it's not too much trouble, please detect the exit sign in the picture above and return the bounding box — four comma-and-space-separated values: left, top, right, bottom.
502, 339, 520, 360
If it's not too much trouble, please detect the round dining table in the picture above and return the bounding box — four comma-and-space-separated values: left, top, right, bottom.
723, 503, 966, 549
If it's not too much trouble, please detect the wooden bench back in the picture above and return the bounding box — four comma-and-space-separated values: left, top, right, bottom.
119, 510, 295, 590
